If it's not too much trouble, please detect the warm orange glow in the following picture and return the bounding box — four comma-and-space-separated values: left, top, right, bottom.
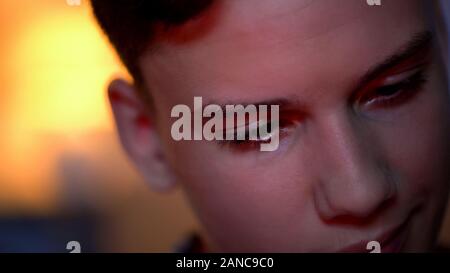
0, 0, 128, 213
12, 6, 121, 133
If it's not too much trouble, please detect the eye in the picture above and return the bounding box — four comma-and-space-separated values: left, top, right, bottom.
357, 67, 428, 109
220, 114, 301, 152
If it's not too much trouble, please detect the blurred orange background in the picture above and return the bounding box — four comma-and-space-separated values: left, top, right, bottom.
0, 0, 448, 252
0, 0, 198, 252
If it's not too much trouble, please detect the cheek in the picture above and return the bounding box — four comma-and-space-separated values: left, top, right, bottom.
373, 76, 450, 201
166, 141, 315, 251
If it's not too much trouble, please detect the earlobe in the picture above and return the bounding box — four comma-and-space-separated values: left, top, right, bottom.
107, 78, 177, 191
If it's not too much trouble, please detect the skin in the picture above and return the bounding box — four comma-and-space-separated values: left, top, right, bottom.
108, 0, 450, 252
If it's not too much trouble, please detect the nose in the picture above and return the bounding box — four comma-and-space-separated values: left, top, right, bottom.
312, 111, 397, 221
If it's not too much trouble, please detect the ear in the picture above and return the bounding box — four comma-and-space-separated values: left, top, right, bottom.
107, 79, 176, 191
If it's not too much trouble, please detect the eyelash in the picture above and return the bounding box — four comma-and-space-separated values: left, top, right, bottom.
358, 68, 428, 109
218, 118, 297, 152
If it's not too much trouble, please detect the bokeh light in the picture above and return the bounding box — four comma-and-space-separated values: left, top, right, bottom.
0, 0, 126, 212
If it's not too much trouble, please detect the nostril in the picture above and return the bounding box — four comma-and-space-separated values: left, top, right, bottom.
321, 194, 398, 226
343, 196, 397, 226
313, 181, 354, 222
313, 171, 398, 224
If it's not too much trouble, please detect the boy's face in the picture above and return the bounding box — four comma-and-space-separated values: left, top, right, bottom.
114, 0, 450, 251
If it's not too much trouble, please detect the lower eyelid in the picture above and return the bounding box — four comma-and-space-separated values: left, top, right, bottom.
219, 127, 289, 150
216, 117, 302, 151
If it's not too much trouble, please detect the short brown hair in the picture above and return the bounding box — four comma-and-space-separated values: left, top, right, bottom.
90, 0, 215, 83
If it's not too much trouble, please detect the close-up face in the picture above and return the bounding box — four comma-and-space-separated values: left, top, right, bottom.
113, 0, 450, 252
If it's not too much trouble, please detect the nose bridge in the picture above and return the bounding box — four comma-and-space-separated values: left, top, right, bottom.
313, 110, 396, 220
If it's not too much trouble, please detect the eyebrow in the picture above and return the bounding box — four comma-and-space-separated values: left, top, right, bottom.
205, 98, 303, 112
352, 30, 433, 93
207, 30, 433, 110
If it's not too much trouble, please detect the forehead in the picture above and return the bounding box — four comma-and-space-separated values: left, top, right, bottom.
141, 0, 427, 105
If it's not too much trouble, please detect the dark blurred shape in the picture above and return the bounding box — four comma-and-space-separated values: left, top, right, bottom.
0, 213, 97, 253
